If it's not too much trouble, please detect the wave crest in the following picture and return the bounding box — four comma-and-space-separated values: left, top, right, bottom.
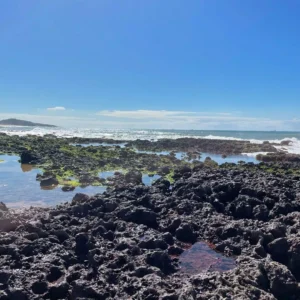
1, 126, 300, 154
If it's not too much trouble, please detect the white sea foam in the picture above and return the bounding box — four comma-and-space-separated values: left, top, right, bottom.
202, 134, 244, 141
241, 152, 271, 157
204, 135, 300, 155
1, 126, 300, 154
273, 138, 300, 154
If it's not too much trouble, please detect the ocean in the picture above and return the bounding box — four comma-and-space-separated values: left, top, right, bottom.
1, 126, 300, 154
1, 126, 300, 207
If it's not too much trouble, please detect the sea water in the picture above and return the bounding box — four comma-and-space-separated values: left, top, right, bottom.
0, 154, 106, 207
1, 127, 300, 207
1, 126, 300, 154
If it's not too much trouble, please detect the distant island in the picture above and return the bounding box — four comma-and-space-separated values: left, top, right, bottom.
0, 118, 57, 128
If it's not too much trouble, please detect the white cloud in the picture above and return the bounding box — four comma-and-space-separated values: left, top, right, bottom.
47, 106, 66, 111
96, 109, 255, 123
1, 110, 300, 131
96, 110, 235, 120
96, 110, 196, 119
95, 110, 300, 131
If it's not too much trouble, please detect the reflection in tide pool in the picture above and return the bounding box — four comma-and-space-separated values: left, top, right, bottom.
142, 174, 161, 186
135, 150, 195, 161
0, 147, 259, 208
0, 155, 106, 208
135, 150, 259, 164
21, 164, 33, 172
200, 152, 259, 164
179, 242, 236, 274
99, 170, 121, 179
70, 144, 259, 164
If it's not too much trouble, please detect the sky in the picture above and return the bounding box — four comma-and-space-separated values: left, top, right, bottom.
1, 0, 300, 130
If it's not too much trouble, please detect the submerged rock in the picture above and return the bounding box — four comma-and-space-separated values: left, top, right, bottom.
61, 186, 76, 192
40, 176, 59, 187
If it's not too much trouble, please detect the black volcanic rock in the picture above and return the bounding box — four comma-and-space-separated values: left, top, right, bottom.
20, 150, 41, 164
1, 159, 300, 298
257, 152, 300, 163
40, 177, 59, 187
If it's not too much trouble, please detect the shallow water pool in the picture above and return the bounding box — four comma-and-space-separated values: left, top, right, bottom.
142, 174, 161, 186
0, 155, 106, 208
179, 242, 236, 274
200, 152, 259, 164
134, 149, 259, 164
99, 170, 161, 186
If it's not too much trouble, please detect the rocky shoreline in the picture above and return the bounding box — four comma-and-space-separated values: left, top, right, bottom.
0, 134, 281, 190
68, 136, 278, 154
1, 134, 300, 298
1, 163, 300, 299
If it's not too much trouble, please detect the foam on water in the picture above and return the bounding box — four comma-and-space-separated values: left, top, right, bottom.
241, 152, 270, 157
273, 138, 300, 154
1, 126, 300, 154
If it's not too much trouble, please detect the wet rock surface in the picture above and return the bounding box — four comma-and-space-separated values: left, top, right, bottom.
257, 152, 300, 163
126, 137, 277, 154
1, 165, 300, 299
0, 135, 280, 189
0, 135, 199, 188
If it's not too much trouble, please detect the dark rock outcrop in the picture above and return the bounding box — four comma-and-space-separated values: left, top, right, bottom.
20, 150, 40, 164
1, 163, 300, 299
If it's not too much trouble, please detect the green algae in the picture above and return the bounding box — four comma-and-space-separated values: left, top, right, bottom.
5, 134, 291, 191
165, 170, 175, 183
59, 180, 81, 187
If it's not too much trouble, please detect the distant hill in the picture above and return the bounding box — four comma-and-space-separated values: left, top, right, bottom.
0, 118, 57, 128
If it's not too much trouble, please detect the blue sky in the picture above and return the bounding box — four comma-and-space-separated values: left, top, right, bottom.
1, 0, 300, 130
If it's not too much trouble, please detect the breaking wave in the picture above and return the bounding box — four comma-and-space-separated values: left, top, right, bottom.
1, 126, 300, 154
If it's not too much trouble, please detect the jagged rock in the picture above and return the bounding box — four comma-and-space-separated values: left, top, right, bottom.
119, 207, 158, 228
0, 202, 8, 212
75, 233, 89, 255
146, 251, 175, 274
31, 281, 48, 295
125, 170, 143, 184
268, 238, 289, 263
288, 238, 300, 279
175, 224, 196, 243
1, 152, 300, 299
71, 193, 90, 205
48, 282, 70, 299
20, 150, 40, 164
0, 218, 19, 232
264, 261, 299, 300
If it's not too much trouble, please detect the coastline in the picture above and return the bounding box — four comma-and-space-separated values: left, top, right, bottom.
1, 161, 300, 298
1, 133, 300, 298
1, 133, 300, 206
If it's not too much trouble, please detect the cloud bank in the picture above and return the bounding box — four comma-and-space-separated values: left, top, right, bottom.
47, 106, 66, 111
0, 110, 300, 131
96, 110, 289, 130
97, 110, 197, 119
